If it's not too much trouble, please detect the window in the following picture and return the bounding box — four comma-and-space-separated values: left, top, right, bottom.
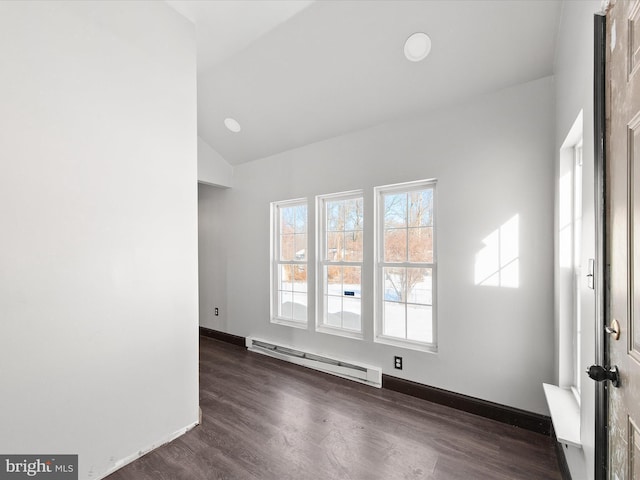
375, 180, 436, 351
272, 180, 437, 351
317, 191, 364, 337
558, 110, 583, 399
572, 142, 583, 396
271, 199, 308, 327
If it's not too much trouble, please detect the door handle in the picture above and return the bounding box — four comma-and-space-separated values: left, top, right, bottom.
587, 365, 621, 387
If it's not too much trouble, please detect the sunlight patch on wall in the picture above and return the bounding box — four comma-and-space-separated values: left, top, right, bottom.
474, 214, 520, 288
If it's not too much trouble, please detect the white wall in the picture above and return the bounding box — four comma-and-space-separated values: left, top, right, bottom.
554, 2, 602, 479
198, 136, 234, 188
200, 77, 556, 414
0, 2, 199, 479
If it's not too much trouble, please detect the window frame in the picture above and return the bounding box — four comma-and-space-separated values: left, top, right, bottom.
270, 198, 309, 329
316, 190, 365, 339
572, 141, 583, 399
374, 179, 438, 353
558, 110, 584, 400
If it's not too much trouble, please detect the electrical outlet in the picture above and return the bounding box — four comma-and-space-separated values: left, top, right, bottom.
214, 307, 219, 316
394, 356, 403, 370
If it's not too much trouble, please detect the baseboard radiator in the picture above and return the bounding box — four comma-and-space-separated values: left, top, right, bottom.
246, 337, 382, 388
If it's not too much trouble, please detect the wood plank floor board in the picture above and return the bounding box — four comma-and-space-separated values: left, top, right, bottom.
107, 337, 561, 480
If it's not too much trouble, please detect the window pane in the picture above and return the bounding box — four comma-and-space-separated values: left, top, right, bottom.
407, 268, 432, 304
376, 182, 436, 347
294, 234, 307, 260
326, 201, 342, 231
407, 304, 432, 343
384, 193, 407, 228
294, 205, 307, 233
342, 297, 361, 331
408, 189, 433, 226
327, 232, 343, 261
272, 200, 307, 326
326, 296, 342, 327
326, 266, 343, 295
292, 293, 307, 321
292, 266, 307, 292
345, 198, 363, 231
383, 301, 405, 338
279, 265, 292, 292
384, 229, 407, 262
344, 230, 363, 261
408, 227, 433, 263
280, 207, 295, 233
383, 267, 405, 302
343, 266, 361, 298
319, 193, 364, 334
279, 291, 293, 319
280, 234, 295, 261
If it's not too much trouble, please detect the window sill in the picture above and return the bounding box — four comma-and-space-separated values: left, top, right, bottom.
316, 325, 364, 340
543, 383, 581, 448
271, 318, 308, 330
374, 334, 437, 354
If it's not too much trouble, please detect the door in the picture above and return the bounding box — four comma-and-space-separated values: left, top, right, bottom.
607, 1, 640, 478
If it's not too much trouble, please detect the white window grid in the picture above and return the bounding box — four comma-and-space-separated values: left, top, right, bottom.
374, 179, 437, 352
271, 198, 308, 328
316, 190, 364, 339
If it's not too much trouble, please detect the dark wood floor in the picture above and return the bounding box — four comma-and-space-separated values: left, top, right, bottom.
107, 336, 562, 480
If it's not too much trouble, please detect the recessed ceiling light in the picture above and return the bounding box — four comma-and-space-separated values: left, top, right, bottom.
404, 32, 431, 62
224, 117, 241, 133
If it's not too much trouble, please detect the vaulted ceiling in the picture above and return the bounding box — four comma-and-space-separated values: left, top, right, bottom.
167, 0, 562, 165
